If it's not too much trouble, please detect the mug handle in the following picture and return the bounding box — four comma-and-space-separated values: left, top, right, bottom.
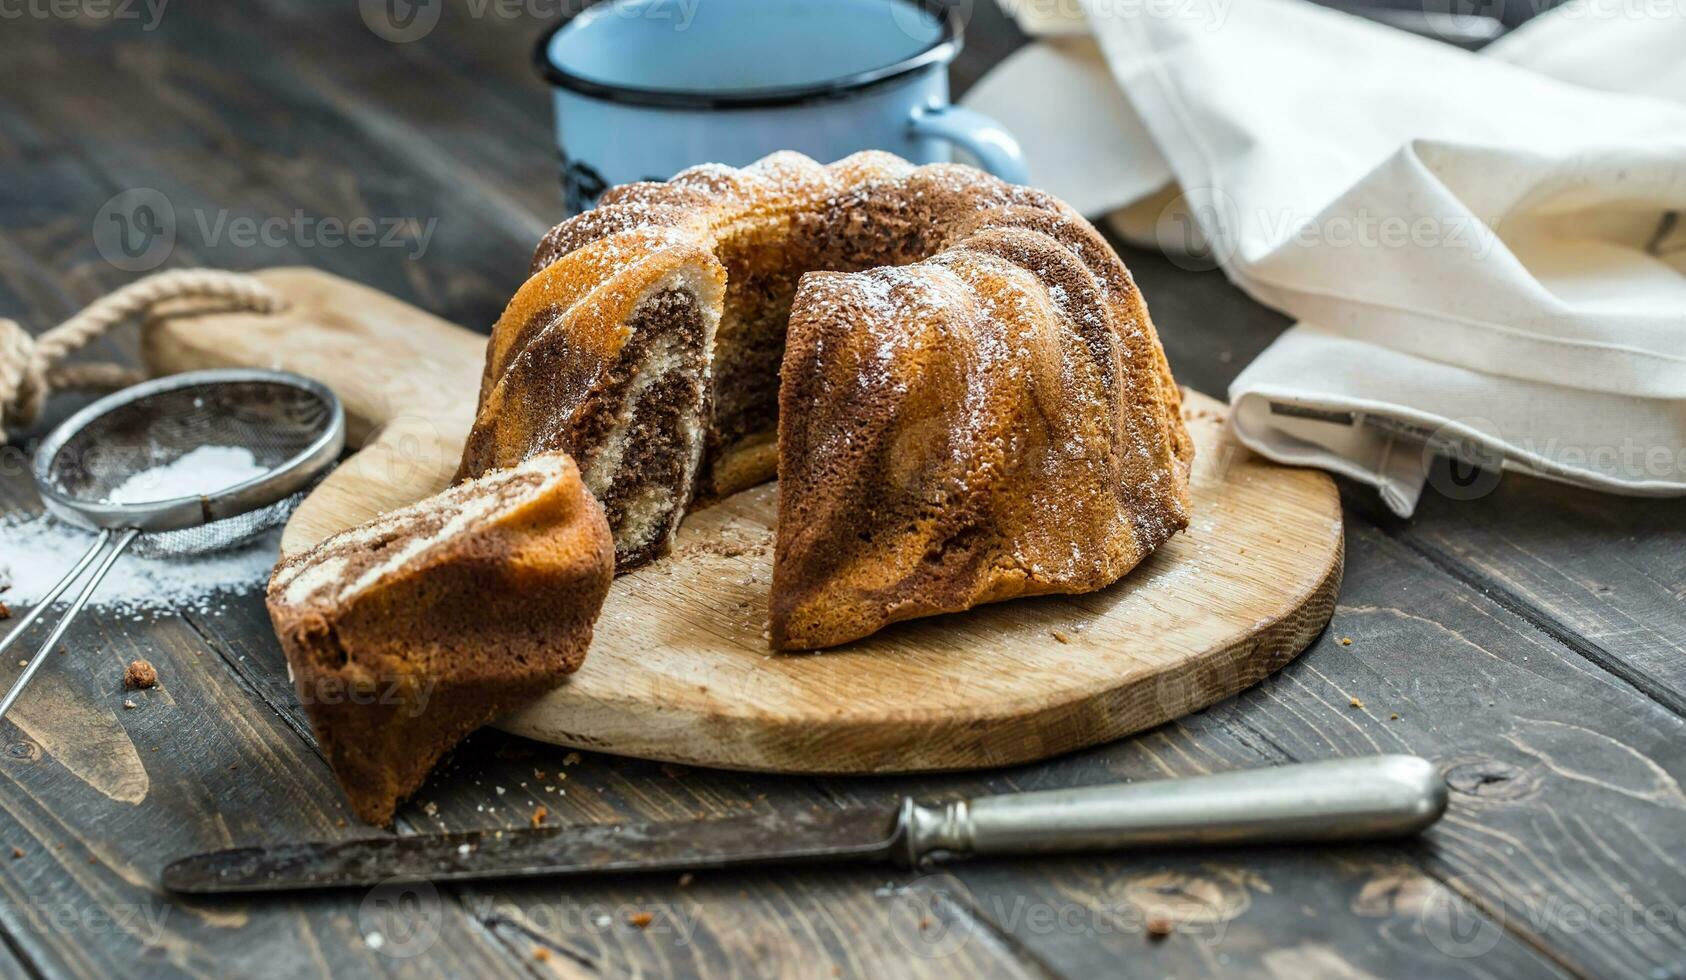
907, 104, 1030, 185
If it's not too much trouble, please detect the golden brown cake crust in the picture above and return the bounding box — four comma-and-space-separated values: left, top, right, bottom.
772, 231, 1192, 649
465, 151, 1191, 647
267, 452, 614, 825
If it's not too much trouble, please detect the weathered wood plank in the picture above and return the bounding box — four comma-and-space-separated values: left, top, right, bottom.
0, 567, 532, 975
185, 536, 1582, 980
1380, 482, 1686, 717
802, 522, 1686, 978
0, 13, 528, 334
1182, 520, 1686, 978
185, 592, 1055, 979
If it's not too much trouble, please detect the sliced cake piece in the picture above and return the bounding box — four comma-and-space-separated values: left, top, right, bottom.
267, 451, 614, 825
456, 239, 726, 569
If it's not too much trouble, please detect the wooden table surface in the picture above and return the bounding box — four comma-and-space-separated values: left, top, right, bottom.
2, 3, 1683, 978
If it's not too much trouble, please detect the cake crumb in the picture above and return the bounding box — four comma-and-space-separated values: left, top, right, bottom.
1389, 712, 1400, 721
628, 911, 654, 929
562, 751, 582, 766
1051, 630, 1071, 644
422, 801, 439, 817
533, 947, 550, 962
123, 659, 158, 690
678, 872, 695, 887
1339, 637, 1353, 646
531, 805, 548, 828
9, 848, 21, 859
122, 699, 136, 710
1349, 696, 1365, 709
0, 602, 10, 620
1146, 915, 1174, 939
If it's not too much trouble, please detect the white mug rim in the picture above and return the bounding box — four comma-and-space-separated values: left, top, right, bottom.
534, 0, 962, 110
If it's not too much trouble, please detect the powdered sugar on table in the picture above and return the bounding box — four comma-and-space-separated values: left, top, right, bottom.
0, 518, 279, 617
0, 445, 280, 617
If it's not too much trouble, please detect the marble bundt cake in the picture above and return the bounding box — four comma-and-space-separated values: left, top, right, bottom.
774, 238, 1190, 649
458, 151, 1193, 646
268, 451, 614, 824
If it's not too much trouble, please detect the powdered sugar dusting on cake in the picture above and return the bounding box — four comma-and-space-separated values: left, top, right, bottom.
494, 149, 1192, 648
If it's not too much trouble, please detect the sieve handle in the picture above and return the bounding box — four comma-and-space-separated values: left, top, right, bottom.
0, 529, 139, 722
0, 530, 111, 661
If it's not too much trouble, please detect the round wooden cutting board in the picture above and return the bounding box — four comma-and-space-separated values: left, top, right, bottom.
146, 267, 1343, 774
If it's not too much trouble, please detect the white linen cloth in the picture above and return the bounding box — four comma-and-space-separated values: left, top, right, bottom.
965, 0, 1686, 514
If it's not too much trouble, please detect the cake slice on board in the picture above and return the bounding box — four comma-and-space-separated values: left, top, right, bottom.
266, 450, 613, 825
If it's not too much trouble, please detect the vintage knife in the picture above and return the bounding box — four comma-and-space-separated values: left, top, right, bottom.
163, 755, 1447, 893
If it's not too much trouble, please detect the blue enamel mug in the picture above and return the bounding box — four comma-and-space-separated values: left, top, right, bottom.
535, 0, 1028, 213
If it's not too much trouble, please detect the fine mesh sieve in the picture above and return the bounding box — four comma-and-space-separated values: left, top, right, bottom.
0, 368, 345, 720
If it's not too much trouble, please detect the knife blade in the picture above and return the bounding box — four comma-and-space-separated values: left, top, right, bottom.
163, 807, 901, 893
163, 754, 1448, 894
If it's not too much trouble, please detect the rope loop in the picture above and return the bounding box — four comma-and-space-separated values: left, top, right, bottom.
0, 269, 285, 436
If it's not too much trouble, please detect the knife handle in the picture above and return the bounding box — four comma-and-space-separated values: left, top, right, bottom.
897, 755, 1447, 864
